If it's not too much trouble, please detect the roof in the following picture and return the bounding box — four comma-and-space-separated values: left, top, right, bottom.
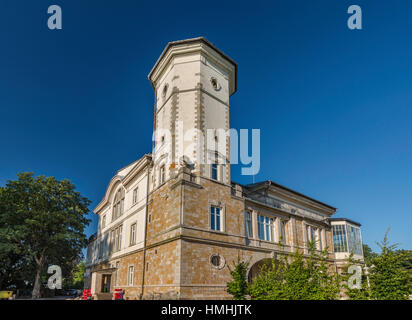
330, 218, 362, 227
244, 180, 336, 210
148, 37, 238, 94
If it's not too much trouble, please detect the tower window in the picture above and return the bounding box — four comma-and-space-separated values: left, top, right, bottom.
159, 165, 165, 184
210, 205, 222, 231
162, 83, 168, 99
211, 163, 218, 180
210, 77, 221, 91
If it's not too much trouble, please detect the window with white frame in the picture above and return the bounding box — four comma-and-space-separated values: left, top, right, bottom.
133, 187, 139, 204
245, 211, 253, 238
210, 205, 222, 231
128, 265, 134, 286
112, 188, 125, 221
130, 223, 136, 246
112, 225, 123, 252
258, 215, 274, 242
332, 224, 348, 252
347, 225, 362, 255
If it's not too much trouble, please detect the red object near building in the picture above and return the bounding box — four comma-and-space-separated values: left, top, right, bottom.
114, 288, 123, 300
81, 289, 91, 300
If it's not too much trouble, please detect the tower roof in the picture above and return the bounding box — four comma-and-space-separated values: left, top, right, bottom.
148, 37, 238, 96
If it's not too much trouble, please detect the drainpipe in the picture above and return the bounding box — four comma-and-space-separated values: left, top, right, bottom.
141, 87, 157, 299
140, 160, 151, 299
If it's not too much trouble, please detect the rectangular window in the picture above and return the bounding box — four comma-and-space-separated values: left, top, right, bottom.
311, 227, 316, 244
130, 223, 136, 246
210, 205, 222, 231
128, 266, 134, 286
307, 225, 316, 245
133, 187, 139, 204
332, 224, 348, 253
160, 166, 165, 184
245, 212, 253, 238
257, 215, 273, 242
280, 220, 287, 244
113, 225, 123, 252
347, 225, 363, 255
211, 163, 218, 180
102, 215, 106, 229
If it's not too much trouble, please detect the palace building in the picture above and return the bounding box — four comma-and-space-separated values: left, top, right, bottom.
85, 37, 364, 300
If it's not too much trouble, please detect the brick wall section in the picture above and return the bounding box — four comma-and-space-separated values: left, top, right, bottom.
146, 180, 182, 246
182, 178, 245, 244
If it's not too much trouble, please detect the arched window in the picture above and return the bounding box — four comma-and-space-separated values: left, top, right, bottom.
112, 188, 125, 221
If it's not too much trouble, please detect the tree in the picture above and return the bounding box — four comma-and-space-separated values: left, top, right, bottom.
0, 172, 90, 298
369, 231, 410, 299
362, 244, 378, 264
345, 230, 411, 300
226, 256, 249, 300
246, 242, 341, 300
72, 261, 86, 289
397, 250, 412, 290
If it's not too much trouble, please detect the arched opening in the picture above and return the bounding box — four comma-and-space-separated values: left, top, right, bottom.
248, 258, 279, 282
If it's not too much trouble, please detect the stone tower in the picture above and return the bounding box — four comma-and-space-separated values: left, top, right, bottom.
143, 38, 244, 299
148, 37, 237, 186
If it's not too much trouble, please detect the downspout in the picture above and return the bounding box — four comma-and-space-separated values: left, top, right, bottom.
141, 84, 157, 299
140, 161, 151, 299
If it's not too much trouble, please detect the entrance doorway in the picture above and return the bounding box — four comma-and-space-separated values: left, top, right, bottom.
101, 274, 111, 293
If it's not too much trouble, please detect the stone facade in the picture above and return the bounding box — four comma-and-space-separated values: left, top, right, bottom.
85, 37, 363, 300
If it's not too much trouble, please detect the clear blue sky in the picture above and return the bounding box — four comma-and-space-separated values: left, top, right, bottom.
1, 0, 411, 252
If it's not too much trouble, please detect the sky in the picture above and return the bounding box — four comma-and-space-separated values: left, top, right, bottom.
0, 0, 411, 252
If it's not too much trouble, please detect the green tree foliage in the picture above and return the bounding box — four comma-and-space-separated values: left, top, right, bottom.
226, 257, 249, 300
362, 244, 378, 265
246, 242, 341, 300
346, 230, 411, 300
72, 261, 86, 289
397, 249, 412, 291
0, 172, 90, 298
